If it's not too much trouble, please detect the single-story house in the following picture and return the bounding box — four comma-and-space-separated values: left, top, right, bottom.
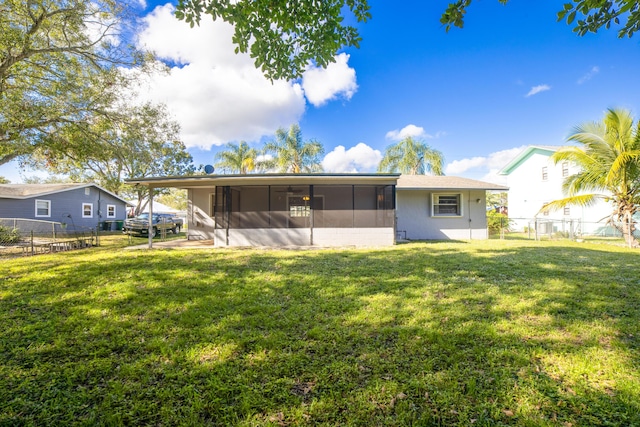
396, 175, 509, 240
127, 173, 508, 247
0, 183, 130, 230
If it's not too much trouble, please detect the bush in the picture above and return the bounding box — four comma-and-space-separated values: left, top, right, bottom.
0, 225, 21, 244
487, 211, 511, 235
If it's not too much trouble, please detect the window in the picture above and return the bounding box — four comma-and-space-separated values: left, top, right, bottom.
564, 206, 570, 216
542, 202, 549, 216
106, 204, 116, 218
562, 162, 569, 178
289, 196, 311, 217
85, 187, 91, 196
35, 200, 51, 217
82, 203, 93, 218
542, 166, 548, 181
432, 194, 462, 217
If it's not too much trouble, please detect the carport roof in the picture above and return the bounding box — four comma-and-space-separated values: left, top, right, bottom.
126, 173, 400, 188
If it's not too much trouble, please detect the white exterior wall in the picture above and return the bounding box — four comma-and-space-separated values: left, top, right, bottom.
506, 152, 612, 233
187, 188, 216, 240
212, 227, 394, 247
396, 190, 489, 240
312, 227, 395, 247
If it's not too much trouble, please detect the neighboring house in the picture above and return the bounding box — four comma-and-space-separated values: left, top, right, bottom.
0, 183, 130, 230
127, 173, 507, 247
396, 175, 508, 241
498, 145, 612, 234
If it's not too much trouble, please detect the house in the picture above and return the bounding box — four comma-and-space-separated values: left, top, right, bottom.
127, 173, 507, 247
498, 145, 612, 234
0, 183, 130, 231
396, 175, 508, 241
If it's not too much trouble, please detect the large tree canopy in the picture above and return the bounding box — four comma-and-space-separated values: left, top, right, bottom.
28, 102, 196, 215
176, 0, 640, 81
0, 0, 146, 166
175, 0, 371, 81
543, 108, 640, 247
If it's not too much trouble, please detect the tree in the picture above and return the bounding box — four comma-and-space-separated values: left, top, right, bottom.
0, 176, 9, 184
156, 188, 188, 211
175, 0, 640, 81
29, 102, 196, 215
175, 0, 371, 81
377, 137, 444, 175
214, 141, 258, 174
542, 108, 640, 247
0, 0, 147, 166
261, 124, 324, 173
441, 1, 640, 38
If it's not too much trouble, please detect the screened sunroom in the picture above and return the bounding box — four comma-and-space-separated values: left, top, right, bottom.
128, 174, 398, 247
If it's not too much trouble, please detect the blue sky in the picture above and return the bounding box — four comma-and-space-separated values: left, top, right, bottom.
2, 0, 640, 184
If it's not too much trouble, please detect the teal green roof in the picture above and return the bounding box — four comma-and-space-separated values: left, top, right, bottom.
498, 146, 559, 175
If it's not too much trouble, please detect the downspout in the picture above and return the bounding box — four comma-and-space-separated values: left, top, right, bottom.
148, 186, 154, 249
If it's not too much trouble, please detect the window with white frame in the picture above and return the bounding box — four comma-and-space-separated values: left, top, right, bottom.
542, 166, 548, 181
82, 203, 93, 218
106, 204, 116, 218
562, 162, 569, 178
35, 199, 51, 217
563, 206, 570, 216
432, 194, 462, 217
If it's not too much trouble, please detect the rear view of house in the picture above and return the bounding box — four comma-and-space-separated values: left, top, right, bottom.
128, 173, 508, 247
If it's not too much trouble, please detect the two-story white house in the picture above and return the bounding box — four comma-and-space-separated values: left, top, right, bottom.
498, 145, 613, 235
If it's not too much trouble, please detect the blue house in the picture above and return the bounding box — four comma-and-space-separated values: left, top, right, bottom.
0, 183, 130, 231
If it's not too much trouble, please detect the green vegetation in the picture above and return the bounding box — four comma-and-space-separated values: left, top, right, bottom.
176, 0, 640, 81
377, 136, 444, 176
1, 240, 639, 425
544, 108, 640, 248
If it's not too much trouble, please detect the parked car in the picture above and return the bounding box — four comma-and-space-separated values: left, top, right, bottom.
123, 213, 183, 237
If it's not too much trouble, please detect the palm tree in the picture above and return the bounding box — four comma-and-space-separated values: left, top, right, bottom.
543, 108, 640, 247
261, 124, 324, 173
214, 141, 258, 174
377, 137, 444, 175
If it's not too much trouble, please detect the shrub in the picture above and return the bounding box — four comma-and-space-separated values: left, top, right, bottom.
487, 211, 511, 235
0, 225, 21, 244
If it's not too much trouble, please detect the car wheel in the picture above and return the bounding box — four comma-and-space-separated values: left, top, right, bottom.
151, 227, 157, 238
174, 225, 181, 234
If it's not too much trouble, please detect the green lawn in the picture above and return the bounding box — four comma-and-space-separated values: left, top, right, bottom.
1, 239, 639, 426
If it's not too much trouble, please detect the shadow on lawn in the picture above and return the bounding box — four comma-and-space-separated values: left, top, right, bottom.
1, 242, 639, 426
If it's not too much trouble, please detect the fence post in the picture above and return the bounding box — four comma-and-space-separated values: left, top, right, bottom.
630, 216, 633, 249
30, 230, 34, 256
96, 226, 100, 247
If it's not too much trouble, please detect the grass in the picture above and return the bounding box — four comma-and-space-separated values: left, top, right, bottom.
1, 238, 639, 426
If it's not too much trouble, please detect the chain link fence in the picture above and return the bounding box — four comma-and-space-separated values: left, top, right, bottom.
492, 216, 639, 246
0, 218, 97, 258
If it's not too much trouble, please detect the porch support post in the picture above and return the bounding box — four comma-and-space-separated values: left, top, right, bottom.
148, 186, 154, 249
309, 185, 314, 246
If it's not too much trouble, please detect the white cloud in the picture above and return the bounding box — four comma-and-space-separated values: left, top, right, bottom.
445, 146, 525, 184
322, 143, 382, 173
302, 53, 358, 107
385, 124, 425, 141
525, 84, 551, 98
134, 4, 354, 149
577, 66, 600, 84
